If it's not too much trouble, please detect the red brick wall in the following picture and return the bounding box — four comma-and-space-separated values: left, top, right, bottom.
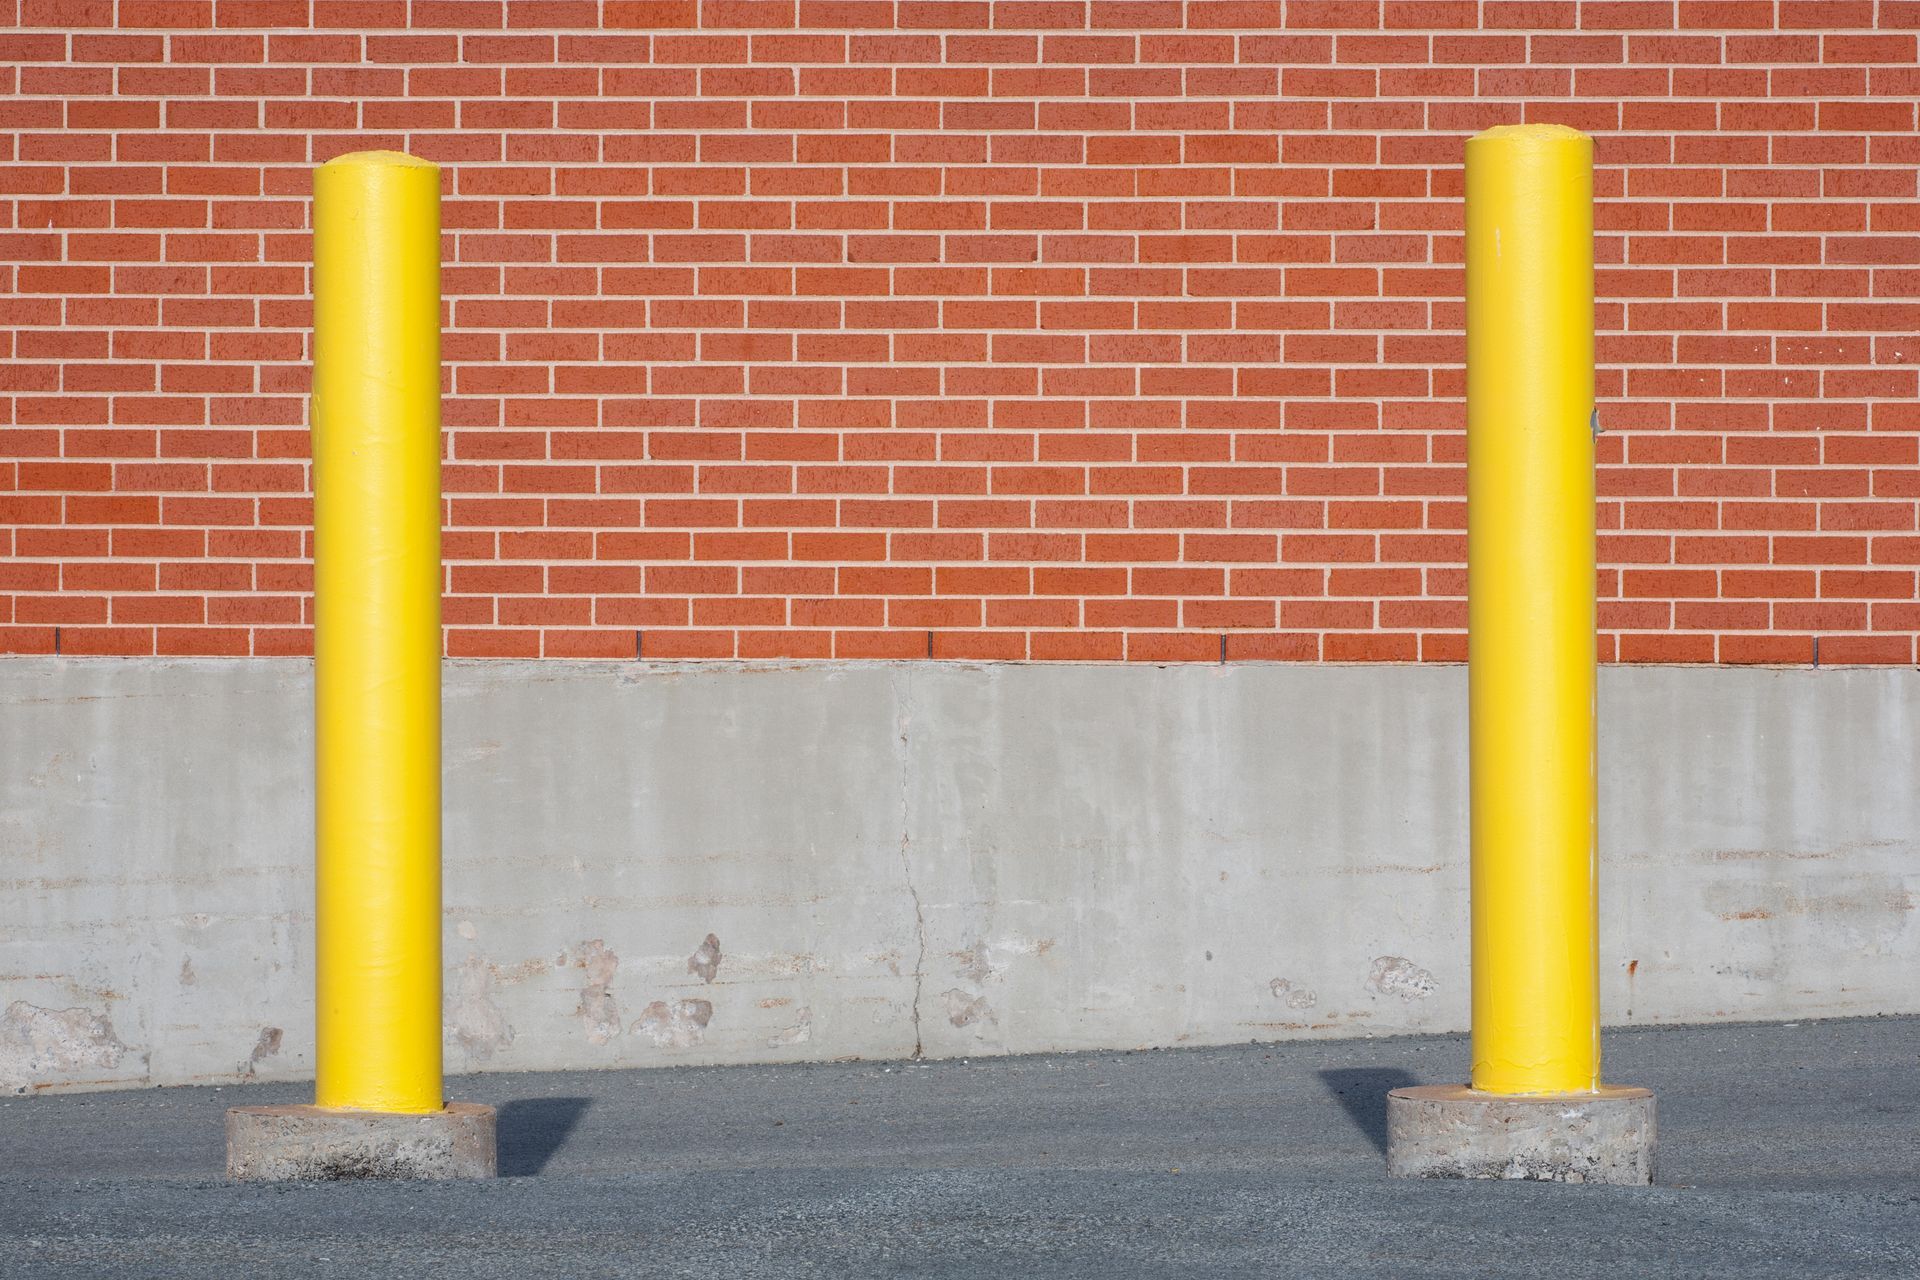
3, 1, 1918, 664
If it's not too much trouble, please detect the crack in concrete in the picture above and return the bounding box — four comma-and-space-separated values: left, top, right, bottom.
896, 668, 926, 1059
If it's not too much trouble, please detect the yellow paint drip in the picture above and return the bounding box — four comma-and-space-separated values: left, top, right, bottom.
1464, 124, 1600, 1095
311, 151, 445, 1114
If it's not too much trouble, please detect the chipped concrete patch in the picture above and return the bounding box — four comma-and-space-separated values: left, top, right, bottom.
687, 933, 722, 984
1270, 978, 1318, 1010
572, 940, 622, 1045
1367, 956, 1438, 1001
244, 1026, 283, 1075
0, 1001, 125, 1094
949, 942, 996, 986
635, 999, 713, 1049
766, 1006, 812, 1047
7, 661, 1920, 1090
942, 989, 994, 1029
451, 955, 514, 1060
948, 936, 1051, 989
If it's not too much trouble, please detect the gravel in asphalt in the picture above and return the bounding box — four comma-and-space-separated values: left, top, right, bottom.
4, 1017, 1917, 1277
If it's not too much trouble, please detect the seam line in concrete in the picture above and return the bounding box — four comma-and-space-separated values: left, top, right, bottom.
896, 666, 927, 1060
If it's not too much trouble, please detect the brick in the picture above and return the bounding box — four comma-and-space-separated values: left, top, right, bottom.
0, 11, 1906, 666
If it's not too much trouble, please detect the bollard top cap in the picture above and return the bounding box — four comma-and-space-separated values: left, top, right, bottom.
1469, 122, 1591, 148
318, 150, 440, 173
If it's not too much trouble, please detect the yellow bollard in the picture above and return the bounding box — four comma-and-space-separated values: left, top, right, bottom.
227, 154, 490, 1178
1385, 128, 1650, 1182
1464, 123, 1598, 1095
311, 151, 445, 1114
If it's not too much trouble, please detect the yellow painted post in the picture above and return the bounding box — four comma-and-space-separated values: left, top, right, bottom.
1465, 124, 1598, 1096
311, 151, 444, 1114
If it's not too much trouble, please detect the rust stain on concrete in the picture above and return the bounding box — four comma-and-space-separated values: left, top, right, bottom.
489, 956, 552, 984
1707, 873, 1914, 943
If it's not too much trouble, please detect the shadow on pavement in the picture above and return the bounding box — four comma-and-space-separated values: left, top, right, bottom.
1317, 1068, 1419, 1156
496, 1097, 592, 1177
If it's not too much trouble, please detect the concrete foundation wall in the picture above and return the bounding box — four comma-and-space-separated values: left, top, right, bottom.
4, 659, 1916, 1095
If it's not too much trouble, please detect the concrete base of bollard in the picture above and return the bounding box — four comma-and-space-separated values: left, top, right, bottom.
1386, 1084, 1655, 1185
226, 1102, 497, 1181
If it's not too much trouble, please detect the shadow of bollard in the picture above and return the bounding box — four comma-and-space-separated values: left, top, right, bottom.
495, 1097, 592, 1177
1317, 1068, 1419, 1157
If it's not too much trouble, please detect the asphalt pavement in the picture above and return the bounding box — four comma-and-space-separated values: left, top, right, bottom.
4, 1017, 1917, 1277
